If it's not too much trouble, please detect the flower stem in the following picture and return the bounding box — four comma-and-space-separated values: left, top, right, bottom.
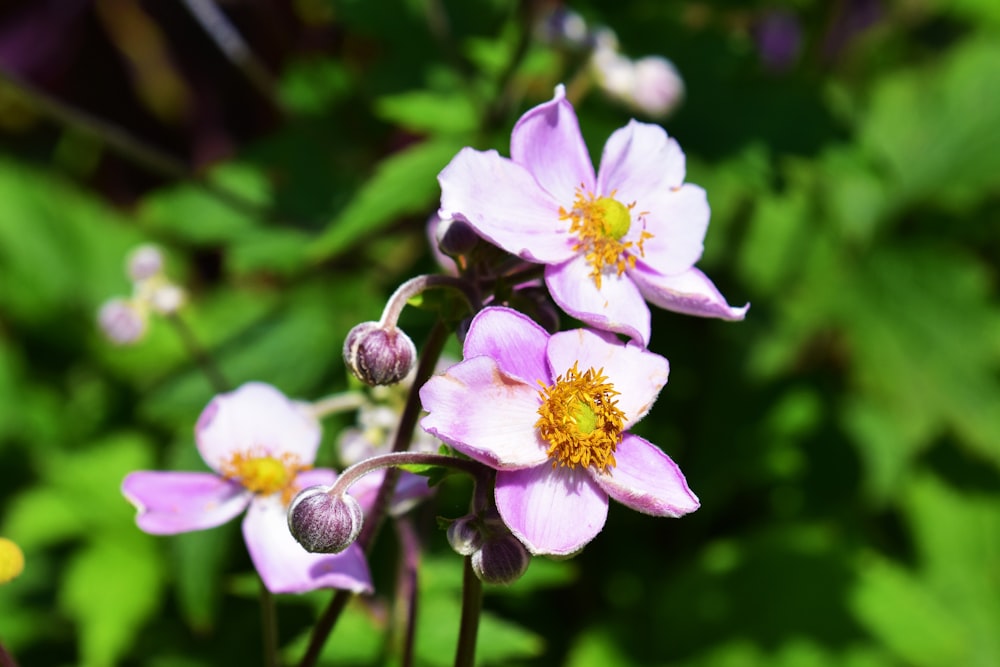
392, 517, 421, 667
297, 320, 450, 667
378, 275, 481, 330
309, 391, 367, 419
259, 580, 280, 667
454, 556, 483, 667
165, 313, 230, 393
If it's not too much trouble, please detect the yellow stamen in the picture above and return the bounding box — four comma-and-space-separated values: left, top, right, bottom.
535, 362, 626, 472
220, 450, 310, 504
559, 188, 653, 289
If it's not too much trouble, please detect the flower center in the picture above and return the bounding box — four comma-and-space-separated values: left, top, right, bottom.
535, 362, 626, 471
220, 451, 310, 503
559, 189, 653, 289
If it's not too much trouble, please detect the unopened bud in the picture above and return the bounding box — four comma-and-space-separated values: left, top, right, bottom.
447, 516, 485, 556
98, 298, 147, 345
287, 487, 363, 554
344, 322, 417, 386
127, 244, 164, 282
149, 284, 186, 314
0, 537, 25, 584
435, 217, 478, 258
630, 56, 684, 118
471, 535, 531, 585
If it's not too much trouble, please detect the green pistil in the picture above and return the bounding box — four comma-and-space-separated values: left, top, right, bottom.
596, 197, 632, 240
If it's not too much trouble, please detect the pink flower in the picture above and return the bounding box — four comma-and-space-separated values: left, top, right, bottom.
419, 307, 699, 556
122, 382, 372, 594
438, 85, 747, 346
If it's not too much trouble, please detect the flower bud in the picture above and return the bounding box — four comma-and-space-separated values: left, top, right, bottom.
0, 537, 25, 584
343, 322, 417, 386
471, 534, 531, 585
149, 284, 186, 314
287, 487, 363, 554
97, 298, 147, 345
447, 516, 485, 556
127, 244, 164, 282
630, 56, 685, 118
435, 217, 479, 258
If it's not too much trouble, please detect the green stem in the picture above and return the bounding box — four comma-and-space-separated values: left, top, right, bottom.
297, 321, 450, 667
165, 313, 230, 393
260, 581, 280, 667
309, 391, 367, 419
454, 557, 483, 667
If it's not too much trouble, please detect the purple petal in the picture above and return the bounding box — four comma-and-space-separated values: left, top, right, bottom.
593, 434, 699, 517
122, 471, 250, 535
294, 468, 337, 489
438, 148, 576, 264
243, 496, 372, 594
463, 306, 551, 385
545, 255, 651, 345
630, 266, 749, 321
597, 120, 686, 202
510, 84, 596, 204
632, 184, 709, 276
195, 382, 322, 473
495, 465, 608, 556
546, 328, 669, 429
419, 357, 549, 469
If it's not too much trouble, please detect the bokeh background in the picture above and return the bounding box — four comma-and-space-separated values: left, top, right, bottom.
1, 0, 998, 665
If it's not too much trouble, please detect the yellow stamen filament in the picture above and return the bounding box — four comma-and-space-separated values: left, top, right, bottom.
220, 450, 311, 504
559, 188, 653, 289
535, 362, 626, 472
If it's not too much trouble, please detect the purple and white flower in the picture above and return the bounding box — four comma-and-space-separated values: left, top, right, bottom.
419, 307, 699, 556
438, 85, 747, 346
122, 382, 372, 594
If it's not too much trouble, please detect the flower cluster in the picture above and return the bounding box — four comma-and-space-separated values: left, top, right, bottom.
540, 8, 686, 118
115, 83, 744, 641
98, 244, 186, 345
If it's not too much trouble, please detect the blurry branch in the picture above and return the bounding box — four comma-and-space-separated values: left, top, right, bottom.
178, 0, 287, 113
482, 0, 542, 133
0, 68, 279, 223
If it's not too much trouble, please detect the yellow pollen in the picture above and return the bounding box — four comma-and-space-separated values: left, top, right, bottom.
535, 362, 626, 472
559, 188, 654, 289
220, 450, 310, 504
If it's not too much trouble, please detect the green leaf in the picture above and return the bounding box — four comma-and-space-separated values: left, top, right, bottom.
861, 37, 1000, 211
0, 158, 142, 322
374, 90, 479, 134
850, 553, 968, 667
139, 163, 272, 244
309, 137, 466, 260
60, 537, 165, 667
278, 58, 352, 114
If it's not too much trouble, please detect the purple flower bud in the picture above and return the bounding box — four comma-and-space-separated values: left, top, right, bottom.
471, 534, 531, 585
447, 516, 485, 556
435, 217, 479, 258
343, 322, 417, 386
97, 298, 147, 345
127, 244, 164, 282
287, 487, 363, 554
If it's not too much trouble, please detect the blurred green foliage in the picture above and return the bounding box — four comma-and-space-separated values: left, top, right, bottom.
1, 0, 998, 665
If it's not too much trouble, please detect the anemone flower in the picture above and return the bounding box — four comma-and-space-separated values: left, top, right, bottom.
122, 382, 371, 594
420, 307, 699, 556
438, 84, 747, 346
